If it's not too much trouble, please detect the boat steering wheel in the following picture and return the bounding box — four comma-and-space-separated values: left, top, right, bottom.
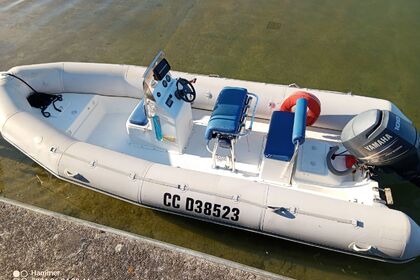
175, 78, 196, 103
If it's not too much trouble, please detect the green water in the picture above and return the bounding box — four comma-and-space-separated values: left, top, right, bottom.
0, 0, 419, 279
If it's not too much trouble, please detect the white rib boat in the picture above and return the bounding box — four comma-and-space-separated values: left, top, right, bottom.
1, 52, 419, 263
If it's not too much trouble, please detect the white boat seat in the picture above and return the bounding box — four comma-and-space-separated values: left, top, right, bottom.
128, 99, 148, 126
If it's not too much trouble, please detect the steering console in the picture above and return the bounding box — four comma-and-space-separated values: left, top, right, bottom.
175, 78, 196, 103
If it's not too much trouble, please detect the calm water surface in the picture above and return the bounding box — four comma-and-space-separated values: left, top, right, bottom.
0, 1, 419, 279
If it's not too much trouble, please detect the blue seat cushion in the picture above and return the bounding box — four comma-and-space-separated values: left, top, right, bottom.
129, 99, 148, 126
264, 111, 295, 161
205, 87, 248, 140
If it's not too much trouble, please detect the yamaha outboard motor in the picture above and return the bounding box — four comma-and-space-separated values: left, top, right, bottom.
341, 109, 420, 187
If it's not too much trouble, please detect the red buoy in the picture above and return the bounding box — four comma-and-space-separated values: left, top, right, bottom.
280, 91, 321, 126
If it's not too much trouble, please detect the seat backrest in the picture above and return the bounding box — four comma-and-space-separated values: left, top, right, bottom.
292, 98, 308, 145
204, 87, 248, 140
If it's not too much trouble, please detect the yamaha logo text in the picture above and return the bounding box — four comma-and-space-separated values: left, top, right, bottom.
364, 134, 393, 151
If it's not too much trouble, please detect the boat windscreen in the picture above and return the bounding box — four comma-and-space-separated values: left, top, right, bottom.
143, 51, 166, 101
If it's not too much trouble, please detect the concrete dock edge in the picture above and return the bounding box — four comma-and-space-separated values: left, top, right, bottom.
0, 197, 292, 280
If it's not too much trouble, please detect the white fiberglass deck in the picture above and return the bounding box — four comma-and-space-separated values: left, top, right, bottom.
44, 93, 364, 188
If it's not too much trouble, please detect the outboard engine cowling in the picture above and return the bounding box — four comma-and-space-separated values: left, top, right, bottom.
341, 109, 420, 186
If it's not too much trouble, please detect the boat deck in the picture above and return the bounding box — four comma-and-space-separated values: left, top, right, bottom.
44, 93, 367, 191
83, 107, 267, 178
